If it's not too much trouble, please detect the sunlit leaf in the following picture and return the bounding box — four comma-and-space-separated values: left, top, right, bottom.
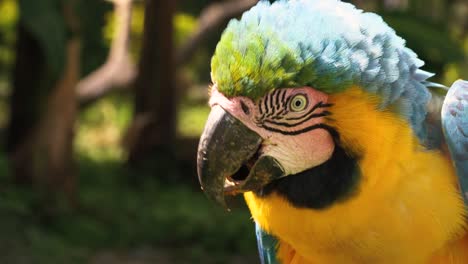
0, 0, 18, 28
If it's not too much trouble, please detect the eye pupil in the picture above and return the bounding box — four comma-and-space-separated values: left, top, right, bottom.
290, 94, 307, 111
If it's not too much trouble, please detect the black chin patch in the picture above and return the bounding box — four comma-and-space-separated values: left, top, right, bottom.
254, 140, 360, 210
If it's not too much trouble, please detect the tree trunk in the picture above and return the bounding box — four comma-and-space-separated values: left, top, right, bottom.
35, 36, 79, 205
7, 2, 80, 207
126, 0, 177, 167
6, 25, 45, 184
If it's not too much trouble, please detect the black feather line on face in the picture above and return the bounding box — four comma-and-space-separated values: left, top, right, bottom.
256, 97, 332, 126
260, 123, 335, 136
263, 111, 331, 128
258, 90, 290, 120
277, 90, 286, 111
255, 129, 360, 210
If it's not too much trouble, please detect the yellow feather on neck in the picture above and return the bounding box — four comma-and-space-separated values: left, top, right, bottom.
244, 87, 467, 264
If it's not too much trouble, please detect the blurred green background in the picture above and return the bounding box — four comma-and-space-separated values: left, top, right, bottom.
0, 0, 466, 263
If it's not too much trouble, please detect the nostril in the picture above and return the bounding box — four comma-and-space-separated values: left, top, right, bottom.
240, 101, 250, 115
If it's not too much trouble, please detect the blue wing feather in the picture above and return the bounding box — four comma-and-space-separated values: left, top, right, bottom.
442, 80, 468, 205
256, 222, 280, 264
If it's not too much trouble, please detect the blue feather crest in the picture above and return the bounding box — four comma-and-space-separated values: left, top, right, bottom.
212, 0, 434, 140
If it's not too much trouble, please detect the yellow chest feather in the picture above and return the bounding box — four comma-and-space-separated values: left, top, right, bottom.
244, 88, 467, 264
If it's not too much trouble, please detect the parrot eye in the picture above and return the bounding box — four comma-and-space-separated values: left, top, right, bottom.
290, 94, 308, 112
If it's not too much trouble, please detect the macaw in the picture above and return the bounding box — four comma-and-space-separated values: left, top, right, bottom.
196, 0, 468, 263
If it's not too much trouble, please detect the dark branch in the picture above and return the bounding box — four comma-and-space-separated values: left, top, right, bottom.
76, 0, 136, 106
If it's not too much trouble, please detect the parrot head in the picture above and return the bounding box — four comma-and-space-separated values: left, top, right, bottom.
198, 85, 340, 207
197, 0, 432, 208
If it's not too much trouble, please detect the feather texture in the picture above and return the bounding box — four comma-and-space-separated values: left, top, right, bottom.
211, 0, 433, 139
442, 80, 468, 205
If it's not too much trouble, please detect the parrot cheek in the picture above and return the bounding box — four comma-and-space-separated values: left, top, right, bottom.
262, 129, 336, 175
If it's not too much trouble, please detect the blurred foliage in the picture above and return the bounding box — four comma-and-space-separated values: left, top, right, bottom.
0, 0, 17, 30
0, 92, 251, 262
79, 0, 112, 77
0, 0, 17, 87
178, 101, 210, 137
76, 94, 210, 161
103, 2, 143, 59
173, 13, 197, 46
0, 0, 17, 130
0, 151, 256, 263
384, 12, 465, 76
0, 0, 112, 81
76, 95, 133, 161
443, 36, 468, 85
178, 0, 213, 15
102, 3, 199, 58
19, 0, 67, 79
102, 6, 211, 84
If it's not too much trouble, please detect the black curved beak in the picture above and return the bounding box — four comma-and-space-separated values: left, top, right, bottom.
197, 105, 285, 207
